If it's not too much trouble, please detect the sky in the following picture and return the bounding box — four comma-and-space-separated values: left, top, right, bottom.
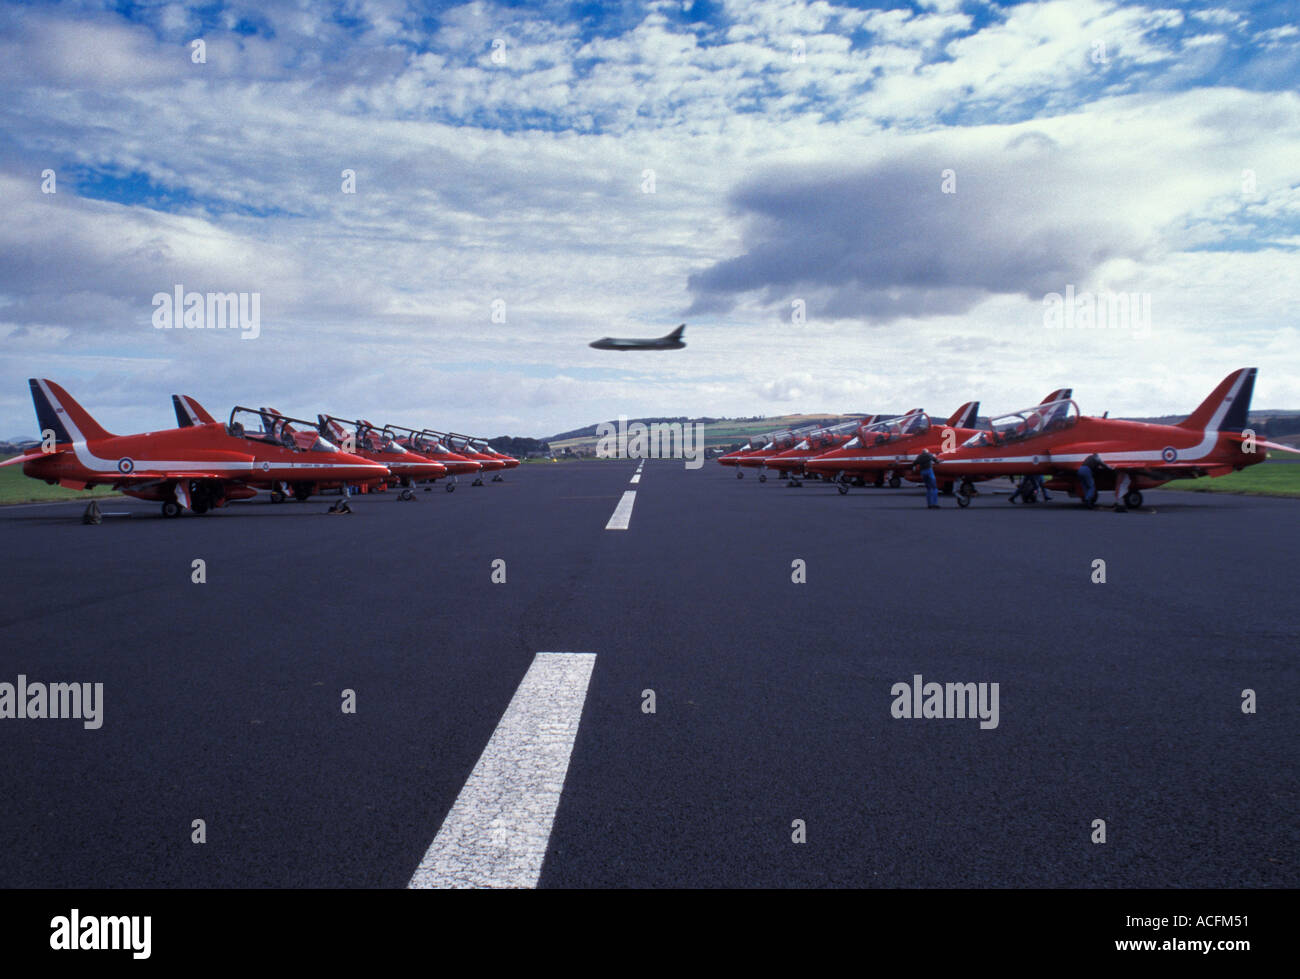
0, 0, 1297, 439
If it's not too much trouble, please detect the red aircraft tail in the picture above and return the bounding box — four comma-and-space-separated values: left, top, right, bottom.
319, 415, 349, 441
1039, 388, 1072, 404
28, 379, 115, 443
945, 401, 979, 428
1179, 368, 1256, 432
172, 394, 216, 428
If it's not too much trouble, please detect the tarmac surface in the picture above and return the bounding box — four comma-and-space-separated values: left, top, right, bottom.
0, 460, 1295, 888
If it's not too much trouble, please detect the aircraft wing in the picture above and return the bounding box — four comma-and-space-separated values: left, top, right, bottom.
111, 471, 247, 483
1258, 440, 1300, 456
1100, 461, 1233, 479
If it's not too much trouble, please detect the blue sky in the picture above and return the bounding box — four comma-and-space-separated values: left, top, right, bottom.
1, 0, 1297, 438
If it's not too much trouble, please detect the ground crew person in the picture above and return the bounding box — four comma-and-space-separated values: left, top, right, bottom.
1010, 472, 1051, 503
1078, 453, 1107, 506
913, 449, 940, 508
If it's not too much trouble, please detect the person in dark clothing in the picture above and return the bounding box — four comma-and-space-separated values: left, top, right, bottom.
1010, 473, 1050, 503
1078, 453, 1108, 506
913, 449, 940, 508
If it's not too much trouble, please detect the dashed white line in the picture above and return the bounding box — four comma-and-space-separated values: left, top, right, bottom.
629, 473, 641, 484
408, 652, 597, 889
605, 490, 636, 530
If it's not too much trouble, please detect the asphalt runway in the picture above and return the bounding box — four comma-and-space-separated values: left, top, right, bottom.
0, 461, 1295, 888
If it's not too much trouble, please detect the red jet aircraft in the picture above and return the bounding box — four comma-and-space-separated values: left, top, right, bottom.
934, 369, 1298, 509
183, 401, 390, 502
436, 432, 508, 485
317, 415, 448, 496
805, 403, 981, 493
449, 434, 520, 473
1, 380, 387, 517
761, 419, 875, 487
717, 434, 771, 472
383, 426, 483, 492
731, 425, 824, 481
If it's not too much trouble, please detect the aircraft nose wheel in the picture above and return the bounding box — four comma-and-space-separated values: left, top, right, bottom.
161, 501, 182, 518
758, 472, 767, 482
956, 481, 974, 508
736, 470, 743, 479
888, 475, 902, 489
837, 483, 849, 495
270, 489, 286, 504
445, 482, 456, 492
1123, 489, 1143, 508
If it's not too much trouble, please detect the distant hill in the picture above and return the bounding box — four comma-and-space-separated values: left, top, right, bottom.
0, 439, 38, 456
547, 414, 870, 455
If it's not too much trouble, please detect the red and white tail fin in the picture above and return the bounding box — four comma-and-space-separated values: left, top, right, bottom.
172, 394, 216, 428
946, 401, 979, 428
1179, 368, 1256, 432
1039, 388, 1072, 404
28, 379, 115, 443
318, 415, 349, 441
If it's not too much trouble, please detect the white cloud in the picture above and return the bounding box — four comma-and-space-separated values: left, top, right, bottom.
0, 0, 1296, 438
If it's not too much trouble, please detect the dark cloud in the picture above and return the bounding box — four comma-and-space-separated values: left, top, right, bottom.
686, 144, 1152, 322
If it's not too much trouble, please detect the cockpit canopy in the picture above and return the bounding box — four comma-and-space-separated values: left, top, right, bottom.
858, 412, 931, 445
770, 424, 821, 450
961, 398, 1078, 448
226, 407, 340, 453
802, 420, 859, 449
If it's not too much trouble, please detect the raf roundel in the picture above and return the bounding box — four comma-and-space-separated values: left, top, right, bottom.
261, 461, 271, 471
116, 457, 134, 474
1162, 446, 1178, 463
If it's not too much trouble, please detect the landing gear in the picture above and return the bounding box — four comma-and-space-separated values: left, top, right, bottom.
1124, 489, 1144, 509
956, 480, 974, 508
787, 478, 802, 488
83, 501, 103, 525
472, 476, 484, 486
397, 488, 415, 501
162, 501, 182, 518
837, 483, 849, 495
874, 473, 885, 488
758, 472, 767, 483
446, 481, 456, 493
736, 470, 744, 479
187, 480, 213, 514
888, 474, 902, 489
292, 484, 312, 502
270, 489, 286, 504
492, 473, 504, 482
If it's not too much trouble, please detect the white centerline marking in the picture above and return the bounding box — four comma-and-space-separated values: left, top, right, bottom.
409, 652, 597, 889
629, 473, 641, 484
605, 490, 636, 530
